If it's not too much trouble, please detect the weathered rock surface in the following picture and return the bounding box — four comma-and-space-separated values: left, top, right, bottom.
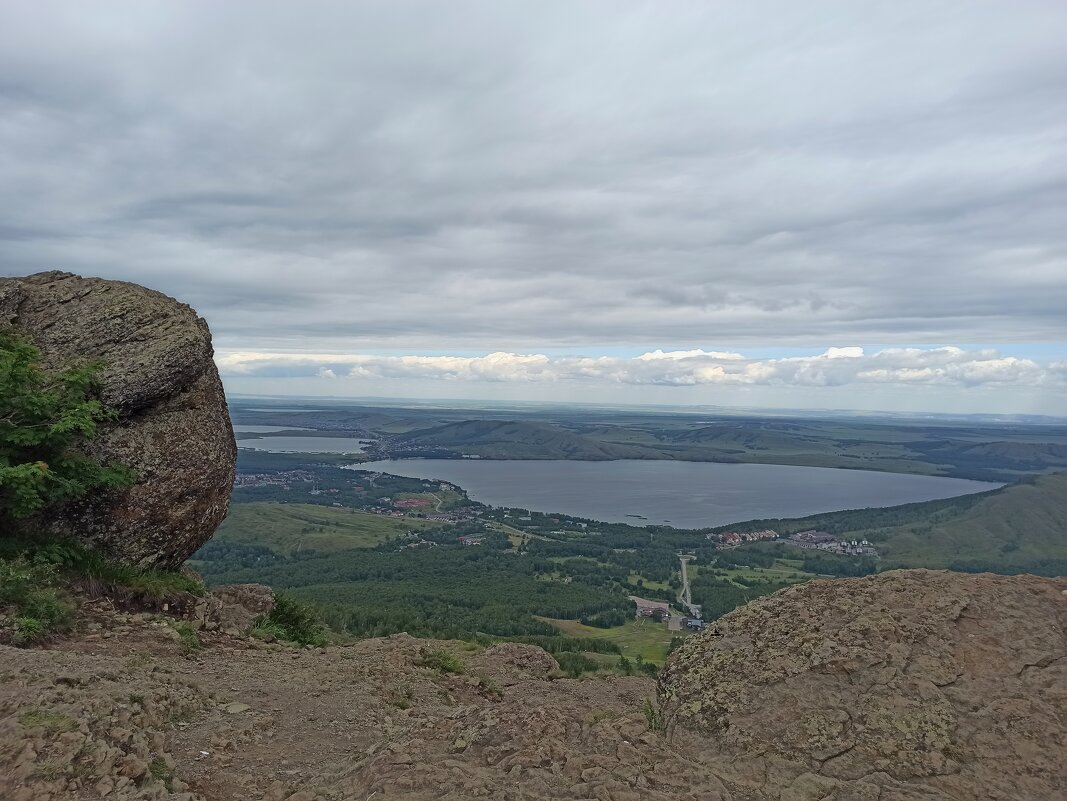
0, 271, 235, 567
659, 569, 1067, 800
206, 584, 275, 635
2, 570, 1066, 800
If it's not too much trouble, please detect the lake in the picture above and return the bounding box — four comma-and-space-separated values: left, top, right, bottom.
238, 436, 373, 454
353, 459, 1001, 528
233, 425, 312, 434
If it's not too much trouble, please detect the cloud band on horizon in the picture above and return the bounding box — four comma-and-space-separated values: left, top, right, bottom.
216, 346, 1066, 389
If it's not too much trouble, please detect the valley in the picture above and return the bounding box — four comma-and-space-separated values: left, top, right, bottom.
189, 401, 1067, 666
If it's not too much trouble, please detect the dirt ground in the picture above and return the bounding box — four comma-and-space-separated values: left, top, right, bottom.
0, 598, 730, 801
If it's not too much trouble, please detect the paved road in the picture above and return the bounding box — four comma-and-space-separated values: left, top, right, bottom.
677, 555, 702, 620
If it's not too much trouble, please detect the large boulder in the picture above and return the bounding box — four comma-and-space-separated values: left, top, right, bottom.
658, 569, 1067, 800
0, 271, 235, 568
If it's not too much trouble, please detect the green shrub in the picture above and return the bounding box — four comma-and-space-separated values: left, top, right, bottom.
18, 709, 78, 733
0, 330, 134, 524
642, 698, 664, 732
173, 622, 201, 655
148, 756, 175, 790
419, 648, 465, 674
258, 593, 329, 647
0, 557, 75, 644
250, 619, 288, 642
555, 651, 600, 677
0, 537, 203, 598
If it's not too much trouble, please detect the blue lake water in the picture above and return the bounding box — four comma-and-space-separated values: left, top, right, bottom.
233, 425, 312, 434
353, 459, 1001, 529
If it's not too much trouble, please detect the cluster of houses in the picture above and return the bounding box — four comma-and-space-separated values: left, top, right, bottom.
457, 534, 486, 546
632, 597, 706, 630
788, 530, 878, 557
635, 604, 670, 621
400, 538, 437, 550
233, 469, 313, 488
713, 529, 779, 548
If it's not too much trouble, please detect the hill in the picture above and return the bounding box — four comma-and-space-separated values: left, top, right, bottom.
398, 420, 662, 460
875, 471, 1067, 570
207, 503, 436, 556
660, 569, 1067, 801
721, 471, 1067, 574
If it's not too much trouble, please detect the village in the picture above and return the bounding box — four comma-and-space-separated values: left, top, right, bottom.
711, 527, 878, 557
787, 529, 878, 556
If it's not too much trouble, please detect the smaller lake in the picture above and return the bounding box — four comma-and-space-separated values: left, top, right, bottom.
240, 408, 326, 413
238, 436, 373, 454
352, 459, 1001, 528
233, 425, 312, 434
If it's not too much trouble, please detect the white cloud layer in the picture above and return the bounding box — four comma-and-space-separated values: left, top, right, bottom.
216, 346, 1066, 389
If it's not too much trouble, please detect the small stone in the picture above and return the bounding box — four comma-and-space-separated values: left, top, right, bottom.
118, 756, 149, 778
224, 702, 251, 714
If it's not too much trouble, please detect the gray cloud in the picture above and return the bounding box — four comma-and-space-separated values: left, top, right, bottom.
1, 0, 1066, 362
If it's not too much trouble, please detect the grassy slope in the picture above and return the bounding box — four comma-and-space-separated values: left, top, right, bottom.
730, 472, 1067, 571
539, 617, 682, 662
873, 472, 1067, 568
210, 502, 435, 555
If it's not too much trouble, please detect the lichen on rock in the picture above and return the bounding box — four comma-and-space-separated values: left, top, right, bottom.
658, 569, 1067, 800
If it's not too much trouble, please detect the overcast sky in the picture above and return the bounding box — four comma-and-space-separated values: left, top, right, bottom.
2, 1, 1066, 414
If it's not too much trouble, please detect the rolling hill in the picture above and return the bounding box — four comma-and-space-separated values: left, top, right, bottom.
398, 420, 663, 460
727, 471, 1067, 574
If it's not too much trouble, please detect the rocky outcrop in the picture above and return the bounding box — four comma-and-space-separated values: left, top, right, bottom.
2, 571, 1066, 800
0, 271, 235, 568
197, 585, 275, 636
659, 569, 1067, 801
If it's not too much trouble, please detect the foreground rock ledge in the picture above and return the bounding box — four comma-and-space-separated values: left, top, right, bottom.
659, 568, 1067, 801
0, 271, 235, 567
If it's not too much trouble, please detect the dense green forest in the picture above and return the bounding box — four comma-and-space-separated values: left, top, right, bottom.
194, 529, 636, 640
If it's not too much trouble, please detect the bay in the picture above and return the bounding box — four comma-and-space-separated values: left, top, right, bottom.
353, 459, 1001, 528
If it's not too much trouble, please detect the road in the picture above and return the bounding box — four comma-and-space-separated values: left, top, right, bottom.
677, 554, 702, 620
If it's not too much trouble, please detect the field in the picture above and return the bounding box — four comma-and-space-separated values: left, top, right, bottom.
626, 573, 671, 591
212, 502, 436, 555
693, 558, 819, 584
539, 617, 684, 663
